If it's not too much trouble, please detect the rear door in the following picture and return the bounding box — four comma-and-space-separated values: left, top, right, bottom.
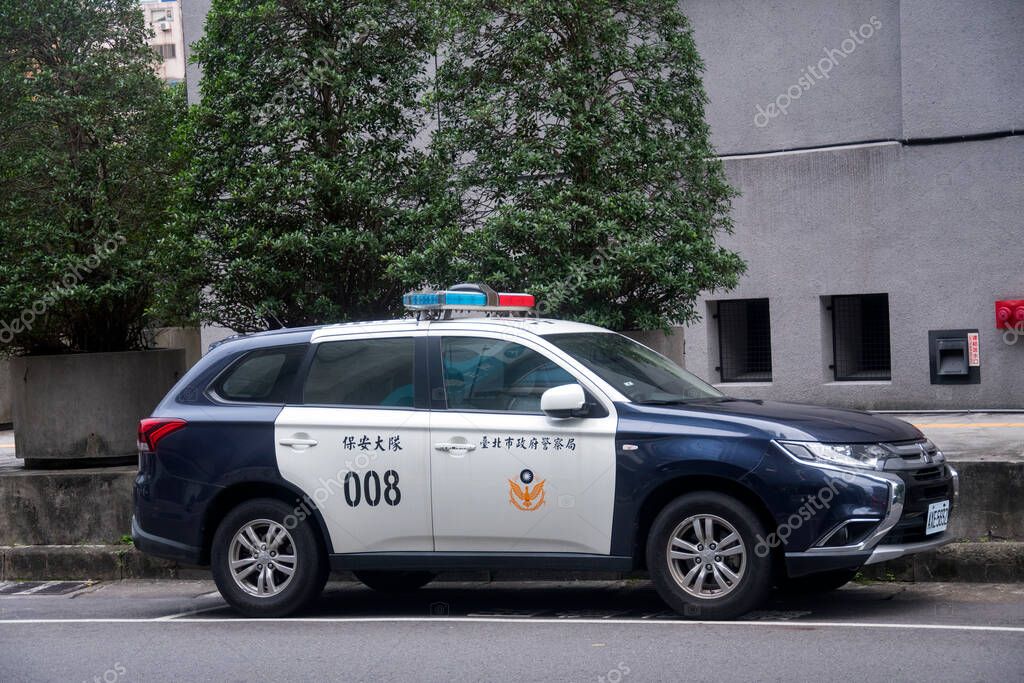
274, 333, 433, 553
427, 330, 618, 555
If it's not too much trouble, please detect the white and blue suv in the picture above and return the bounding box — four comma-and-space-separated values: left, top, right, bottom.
133, 285, 958, 618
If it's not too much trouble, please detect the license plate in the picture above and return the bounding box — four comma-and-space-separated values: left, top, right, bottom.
925, 500, 950, 535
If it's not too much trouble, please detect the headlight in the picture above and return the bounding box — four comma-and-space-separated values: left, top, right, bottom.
777, 441, 890, 470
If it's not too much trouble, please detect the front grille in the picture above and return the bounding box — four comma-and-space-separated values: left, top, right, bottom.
880, 462, 955, 545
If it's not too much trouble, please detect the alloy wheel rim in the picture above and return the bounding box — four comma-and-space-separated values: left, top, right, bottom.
229, 519, 297, 598
666, 514, 746, 600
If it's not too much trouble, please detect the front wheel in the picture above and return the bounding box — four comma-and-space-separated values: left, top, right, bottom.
647, 492, 773, 620
211, 498, 328, 617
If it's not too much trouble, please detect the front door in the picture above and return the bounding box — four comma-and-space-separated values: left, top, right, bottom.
275, 334, 433, 553
428, 332, 617, 555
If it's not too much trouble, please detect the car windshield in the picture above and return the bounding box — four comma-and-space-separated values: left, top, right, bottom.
544, 332, 724, 404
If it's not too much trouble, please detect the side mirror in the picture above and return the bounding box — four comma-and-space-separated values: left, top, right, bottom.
541, 384, 588, 419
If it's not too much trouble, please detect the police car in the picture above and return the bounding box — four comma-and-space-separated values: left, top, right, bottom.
133, 284, 958, 619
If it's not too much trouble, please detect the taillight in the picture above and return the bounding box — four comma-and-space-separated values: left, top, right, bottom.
138, 418, 187, 453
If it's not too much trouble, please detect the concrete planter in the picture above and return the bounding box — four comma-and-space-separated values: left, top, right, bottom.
9, 349, 186, 467
0, 358, 11, 427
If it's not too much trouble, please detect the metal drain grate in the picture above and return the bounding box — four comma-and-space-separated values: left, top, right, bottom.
0, 581, 92, 595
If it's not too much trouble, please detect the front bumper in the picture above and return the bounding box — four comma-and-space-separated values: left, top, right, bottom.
864, 532, 954, 565
784, 460, 959, 577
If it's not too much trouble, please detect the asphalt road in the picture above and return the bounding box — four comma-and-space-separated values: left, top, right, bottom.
1, 579, 1022, 682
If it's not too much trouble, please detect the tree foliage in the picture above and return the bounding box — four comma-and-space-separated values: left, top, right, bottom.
165, 0, 448, 331
0, 0, 182, 354
393, 0, 744, 330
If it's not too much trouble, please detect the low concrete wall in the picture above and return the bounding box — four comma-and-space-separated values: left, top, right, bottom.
10, 349, 185, 463
0, 458, 1017, 553
0, 358, 10, 426
948, 461, 1024, 541
0, 467, 134, 545
153, 327, 203, 370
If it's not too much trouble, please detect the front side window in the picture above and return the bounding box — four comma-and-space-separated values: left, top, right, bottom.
545, 332, 723, 404
441, 337, 577, 413
302, 338, 415, 407
212, 345, 307, 403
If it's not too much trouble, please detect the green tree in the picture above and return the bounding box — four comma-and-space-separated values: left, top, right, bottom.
0, 0, 182, 355
167, 0, 447, 331
394, 0, 744, 331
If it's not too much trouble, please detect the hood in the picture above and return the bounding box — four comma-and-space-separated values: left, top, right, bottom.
623, 399, 923, 443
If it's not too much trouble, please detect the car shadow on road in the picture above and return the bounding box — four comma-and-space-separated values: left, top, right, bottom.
190, 579, 974, 623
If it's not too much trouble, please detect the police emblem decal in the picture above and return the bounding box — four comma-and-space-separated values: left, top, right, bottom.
509, 470, 546, 511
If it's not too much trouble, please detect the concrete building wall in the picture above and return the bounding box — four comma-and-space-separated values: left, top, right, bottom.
141, 0, 186, 82
686, 137, 1024, 409
683, 0, 1024, 409
181, 0, 212, 104
682, 0, 901, 155
899, 0, 1024, 138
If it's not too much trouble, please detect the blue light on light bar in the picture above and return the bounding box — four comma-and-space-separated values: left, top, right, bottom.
443, 292, 487, 306
402, 292, 441, 307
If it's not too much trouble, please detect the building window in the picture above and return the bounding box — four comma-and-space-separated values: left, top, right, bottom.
831, 294, 891, 381
716, 299, 772, 382
154, 44, 176, 59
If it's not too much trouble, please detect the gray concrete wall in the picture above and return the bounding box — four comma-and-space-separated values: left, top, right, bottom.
11, 349, 186, 461
683, 0, 901, 155
900, 0, 1024, 138
0, 468, 133, 545
0, 359, 10, 426
153, 326, 203, 369
685, 137, 1024, 409
181, 0, 212, 105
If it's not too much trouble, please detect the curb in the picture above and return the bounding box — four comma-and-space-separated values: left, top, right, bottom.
3, 542, 1023, 583
860, 540, 1024, 583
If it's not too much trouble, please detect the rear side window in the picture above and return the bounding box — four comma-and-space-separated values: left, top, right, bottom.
212, 345, 307, 403
302, 338, 415, 407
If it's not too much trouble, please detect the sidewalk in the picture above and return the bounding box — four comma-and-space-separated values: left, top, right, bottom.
896, 412, 1024, 461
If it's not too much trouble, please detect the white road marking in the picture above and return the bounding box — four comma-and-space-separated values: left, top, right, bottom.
154, 605, 229, 621
0, 616, 1022, 633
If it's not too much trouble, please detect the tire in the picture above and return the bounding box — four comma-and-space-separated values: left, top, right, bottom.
646, 492, 773, 620
777, 568, 859, 595
211, 498, 328, 617
354, 570, 435, 594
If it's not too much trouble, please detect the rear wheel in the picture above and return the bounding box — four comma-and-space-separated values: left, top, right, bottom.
354, 570, 435, 594
647, 492, 773, 620
211, 498, 328, 617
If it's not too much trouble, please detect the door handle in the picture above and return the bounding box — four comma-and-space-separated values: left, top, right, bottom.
434, 442, 477, 454
279, 437, 319, 449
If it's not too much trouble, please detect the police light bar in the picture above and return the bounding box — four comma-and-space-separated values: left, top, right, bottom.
402, 283, 535, 316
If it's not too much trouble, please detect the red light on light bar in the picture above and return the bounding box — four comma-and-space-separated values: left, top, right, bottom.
498, 293, 534, 307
